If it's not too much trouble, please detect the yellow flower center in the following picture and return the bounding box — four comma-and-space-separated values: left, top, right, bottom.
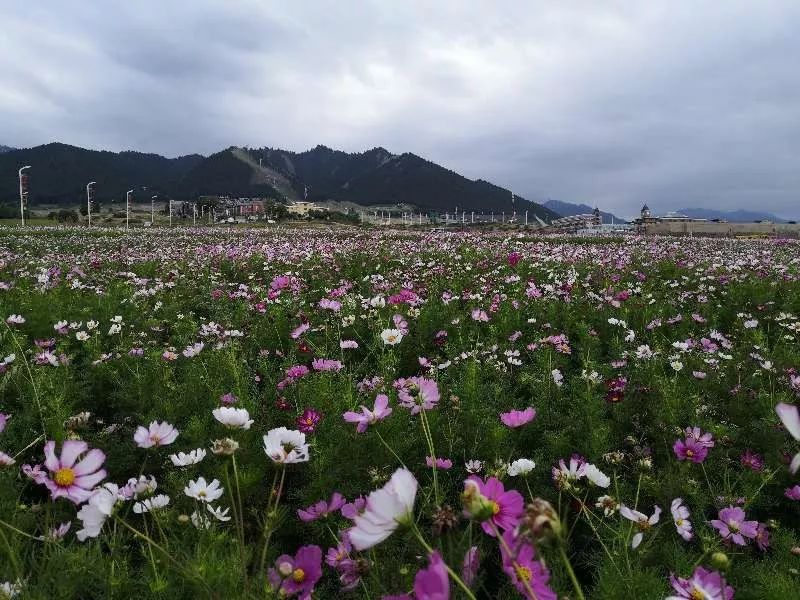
514, 564, 531, 582
690, 587, 706, 600
489, 500, 500, 515
150, 435, 161, 445
676, 518, 684, 526
686, 449, 694, 457
54, 467, 76, 487
636, 518, 651, 532
292, 568, 305, 583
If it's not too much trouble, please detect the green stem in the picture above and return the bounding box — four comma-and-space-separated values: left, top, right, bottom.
558, 544, 586, 600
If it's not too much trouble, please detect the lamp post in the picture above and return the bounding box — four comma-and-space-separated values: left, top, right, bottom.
126, 190, 133, 230
151, 195, 157, 225
86, 182, 96, 227
169, 199, 173, 227
18, 166, 31, 226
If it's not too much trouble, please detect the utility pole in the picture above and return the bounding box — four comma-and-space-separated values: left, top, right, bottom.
18, 166, 31, 226
193, 204, 197, 226
525, 210, 528, 226
86, 181, 96, 227
169, 199, 173, 227
126, 189, 133, 230
151, 195, 157, 225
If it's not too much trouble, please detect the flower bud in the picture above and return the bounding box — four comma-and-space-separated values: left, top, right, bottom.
177, 514, 190, 524
710, 552, 730, 571
461, 479, 496, 522
520, 498, 562, 544
790, 546, 800, 557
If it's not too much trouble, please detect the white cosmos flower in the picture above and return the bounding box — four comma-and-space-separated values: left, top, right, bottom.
263, 427, 309, 464
76, 331, 89, 341
584, 464, 611, 488
169, 448, 207, 467
620, 504, 661, 549
776, 403, 800, 473
184, 477, 224, 503
507, 459, 536, 476
76, 483, 121, 541
133, 494, 170, 513
212, 407, 254, 430
191, 510, 212, 529
207, 505, 231, 522
347, 467, 418, 551
380, 328, 404, 346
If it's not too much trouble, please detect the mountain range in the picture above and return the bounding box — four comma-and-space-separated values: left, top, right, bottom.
675, 207, 791, 223
0, 145, 15, 153
542, 199, 627, 224
0, 142, 559, 219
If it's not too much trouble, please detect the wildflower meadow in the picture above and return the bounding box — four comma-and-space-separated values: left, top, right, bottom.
1, 226, 800, 599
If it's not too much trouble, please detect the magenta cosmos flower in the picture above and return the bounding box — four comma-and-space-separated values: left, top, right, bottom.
297, 492, 346, 522
500, 529, 557, 600
37, 440, 107, 504
343, 394, 392, 433
673, 436, 708, 463
711, 505, 759, 546
667, 566, 734, 600
268, 545, 323, 600
296, 408, 322, 434
785, 485, 800, 500
425, 456, 453, 470
413, 551, 450, 600
464, 475, 524, 536
500, 407, 536, 428
133, 421, 179, 448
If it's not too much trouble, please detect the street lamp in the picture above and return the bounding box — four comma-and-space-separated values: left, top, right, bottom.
151, 195, 157, 225
169, 199, 173, 227
126, 190, 133, 230
86, 182, 96, 227
18, 166, 31, 226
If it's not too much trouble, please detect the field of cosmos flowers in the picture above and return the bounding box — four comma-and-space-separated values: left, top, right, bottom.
1, 226, 800, 599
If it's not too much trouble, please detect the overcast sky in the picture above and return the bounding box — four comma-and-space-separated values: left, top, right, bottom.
2, 1, 798, 219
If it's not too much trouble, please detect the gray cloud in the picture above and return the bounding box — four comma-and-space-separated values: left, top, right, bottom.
1, 1, 798, 218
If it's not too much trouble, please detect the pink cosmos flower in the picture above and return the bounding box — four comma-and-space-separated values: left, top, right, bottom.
343, 394, 393, 433
311, 358, 343, 372
667, 567, 734, 600
461, 546, 479, 587
670, 498, 693, 541
684, 426, 715, 447
470, 308, 489, 322
395, 377, 440, 415
298, 492, 346, 522
755, 522, 770, 551
341, 496, 366, 520
133, 421, 179, 448
465, 476, 524, 536
507, 252, 522, 267
711, 506, 758, 546
785, 485, 800, 500
425, 456, 453, 470
500, 407, 536, 428
268, 545, 323, 600
673, 437, 708, 463
499, 529, 557, 600
620, 504, 661, 549
340, 340, 358, 349
739, 449, 764, 471
0, 412, 9, 433
37, 440, 107, 504
413, 551, 450, 600
290, 323, 310, 339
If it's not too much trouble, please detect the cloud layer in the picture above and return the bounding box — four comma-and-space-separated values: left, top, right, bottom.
2, 1, 798, 218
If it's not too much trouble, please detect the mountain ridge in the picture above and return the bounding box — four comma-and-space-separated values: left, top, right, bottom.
543, 199, 627, 223
0, 142, 558, 218
675, 207, 790, 223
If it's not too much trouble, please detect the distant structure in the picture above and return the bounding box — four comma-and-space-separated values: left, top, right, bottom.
546, 207, 602, 232
287, 201, 326, 217
634, 206, 800, 237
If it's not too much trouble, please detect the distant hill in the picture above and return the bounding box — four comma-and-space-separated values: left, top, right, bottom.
543, 199, 626, 223
0, 142, 558, 218
676, 207, 790, 223
0, 145, 14, 153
